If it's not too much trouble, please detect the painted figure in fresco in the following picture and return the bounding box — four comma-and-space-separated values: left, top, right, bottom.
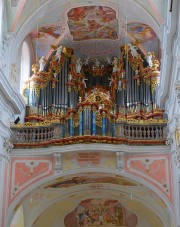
146, 52, 153, 67
55, 45, 63, 61
39, 56, 46, 71
75, 58, 83, 73
127, 42, 138, 58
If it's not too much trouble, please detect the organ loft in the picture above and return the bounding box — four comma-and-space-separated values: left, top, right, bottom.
11, 42, 167, 147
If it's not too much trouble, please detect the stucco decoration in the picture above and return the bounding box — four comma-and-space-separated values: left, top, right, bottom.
9, 157, 54, 203
125, 154, 172, 202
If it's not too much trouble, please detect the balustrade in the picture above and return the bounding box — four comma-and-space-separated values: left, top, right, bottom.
11, 119, 166, 147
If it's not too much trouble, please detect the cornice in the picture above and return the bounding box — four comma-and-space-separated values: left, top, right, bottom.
10, 144, 170, 157
0, 69, 26, 114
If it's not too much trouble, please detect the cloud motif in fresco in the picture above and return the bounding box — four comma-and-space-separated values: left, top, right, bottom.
67, 6, 118, 41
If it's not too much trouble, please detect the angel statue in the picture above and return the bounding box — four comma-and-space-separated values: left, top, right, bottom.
39, 56, 46, 71
127, 42, 138, 58
55, 45, 63, 61
75, 58, 83, 73
146, 52, 153, 67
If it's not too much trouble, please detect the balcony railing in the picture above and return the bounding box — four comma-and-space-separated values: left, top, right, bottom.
11, 117, 167, 148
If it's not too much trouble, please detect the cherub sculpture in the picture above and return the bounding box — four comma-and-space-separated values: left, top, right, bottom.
127, 42, 138, 58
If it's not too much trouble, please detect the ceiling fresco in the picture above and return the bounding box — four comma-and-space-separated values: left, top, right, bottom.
29, 24, 64, 58
26, 187, 165, 227
67, 6, 118, 41
64, 198, 138, 227
28, 12, 160, 59
45, 172, 139, 189
127, 23, 159, 57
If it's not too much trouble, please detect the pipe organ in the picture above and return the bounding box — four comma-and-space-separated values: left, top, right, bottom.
13, 43, 166, 147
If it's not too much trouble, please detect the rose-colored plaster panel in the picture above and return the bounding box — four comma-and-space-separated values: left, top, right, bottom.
9, 157, 54, 204
125, 154, 172, 202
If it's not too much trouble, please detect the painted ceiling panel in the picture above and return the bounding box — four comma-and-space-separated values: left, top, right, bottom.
67, 6, 118, 41
29, 24, 64, 58
64, 198, 138, 227
5, 0, 165, 33
127, 23, 159, 57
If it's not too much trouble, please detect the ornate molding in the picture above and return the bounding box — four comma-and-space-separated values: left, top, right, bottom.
3, 138, 14, 159
0, 69, 26, 114
2, 32, 16, 45
0, 120, 12, 141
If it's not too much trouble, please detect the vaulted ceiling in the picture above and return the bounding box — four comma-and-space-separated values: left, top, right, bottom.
7, 0, 165, 60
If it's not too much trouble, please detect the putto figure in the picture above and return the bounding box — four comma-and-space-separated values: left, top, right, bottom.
127, 42, 138, 58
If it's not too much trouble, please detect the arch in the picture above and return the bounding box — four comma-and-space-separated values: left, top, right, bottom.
5, 167, 175, 227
